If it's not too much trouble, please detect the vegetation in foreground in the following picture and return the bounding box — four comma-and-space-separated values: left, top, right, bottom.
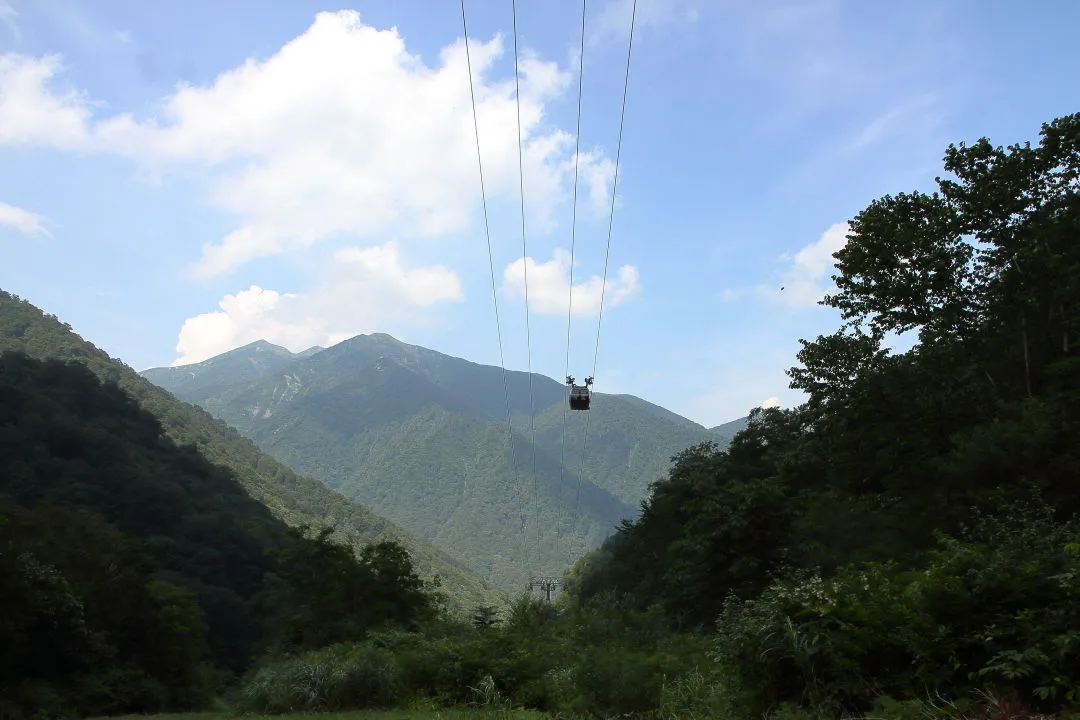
0, 351, 441, 717
3, 113, 1080, 719
96, 712, 545, 720
570, 111, 1080, 717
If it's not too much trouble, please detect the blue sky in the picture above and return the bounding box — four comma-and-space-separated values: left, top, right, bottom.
1, 0, 1078, 427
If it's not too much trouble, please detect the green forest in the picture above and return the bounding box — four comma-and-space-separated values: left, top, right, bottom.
0, 289, 502, 614
139, 330, 743, 593
2, 114, 1079, 719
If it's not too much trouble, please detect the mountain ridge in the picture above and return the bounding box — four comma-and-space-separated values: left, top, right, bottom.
153, 334, 746, 433
142, 332, 749, 590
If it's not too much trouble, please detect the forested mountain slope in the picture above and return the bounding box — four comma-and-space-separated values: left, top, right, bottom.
143, 333, 747, 589
140, 339, 305, 398
0, 350, 444, 717
0, 351, 285, 677
0, 290, 500, 611
709, 416, 748, 444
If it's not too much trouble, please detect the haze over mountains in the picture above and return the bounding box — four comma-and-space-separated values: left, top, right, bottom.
143, 335, 748, 590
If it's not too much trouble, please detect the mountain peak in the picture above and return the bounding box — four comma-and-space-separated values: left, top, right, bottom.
340, 332, 405, 348
140, 338, 302, 396
248, 339, 290, 351
171, 339, 293, 369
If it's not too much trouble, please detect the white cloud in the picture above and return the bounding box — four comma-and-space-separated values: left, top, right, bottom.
501, 248, 640, 316
0, 54, 93, 149
0, 1, 18, 41
589, 0, 692, 46
172, 240, 462, 365
757, 222, 849, 308
576, 150, 618, 216
0, 11, 617, 277
760, 396, 780, 409
330, 242, 464, 306
0, 201, 51, 237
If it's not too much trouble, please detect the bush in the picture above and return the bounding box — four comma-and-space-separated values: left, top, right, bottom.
238, 642, 403, 713
237, 599, 717, 716
713, 501, 1080, 718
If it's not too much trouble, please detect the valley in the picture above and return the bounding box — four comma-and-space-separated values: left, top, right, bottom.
1, 9, 1075, 712
142, 334, 747, 591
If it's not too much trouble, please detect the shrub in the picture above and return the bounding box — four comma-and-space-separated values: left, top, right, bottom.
237, 642, 403, 713
713, 502, 1080, 718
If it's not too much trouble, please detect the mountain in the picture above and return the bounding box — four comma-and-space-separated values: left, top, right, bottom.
142, 333, 749, 590
140, 340, 302, 398
710, 416, 749, 445
0, 349, 292, 681
0, 290, 501, 612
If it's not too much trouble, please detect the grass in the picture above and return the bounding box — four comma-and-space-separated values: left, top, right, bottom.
98, 710, 550, 720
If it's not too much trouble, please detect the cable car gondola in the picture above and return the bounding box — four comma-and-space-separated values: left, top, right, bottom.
566, 375, 593, 411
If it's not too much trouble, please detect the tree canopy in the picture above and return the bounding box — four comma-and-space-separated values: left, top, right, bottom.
573, 112, 1080, 716
0, 352, 441, 717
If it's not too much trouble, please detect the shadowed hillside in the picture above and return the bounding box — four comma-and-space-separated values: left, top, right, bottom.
0, 290, 501, 612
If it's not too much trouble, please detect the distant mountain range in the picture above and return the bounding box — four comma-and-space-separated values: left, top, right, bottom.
143, 335, 748, 591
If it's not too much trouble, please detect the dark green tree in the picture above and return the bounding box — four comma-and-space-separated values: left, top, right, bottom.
573, 115, 1080, 719
271, 526, 439, 652
471, 604, 500, 630
0, 500, 213, 717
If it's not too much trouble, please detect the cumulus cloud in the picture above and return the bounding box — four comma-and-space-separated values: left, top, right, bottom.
758, 222, 849, 307
501, 248, 641, 316
760, 396, 780, 409
0, 54, 93, 149
0, 11, 618, 277
172, 240, 462, 365
0, 201, 51, 237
